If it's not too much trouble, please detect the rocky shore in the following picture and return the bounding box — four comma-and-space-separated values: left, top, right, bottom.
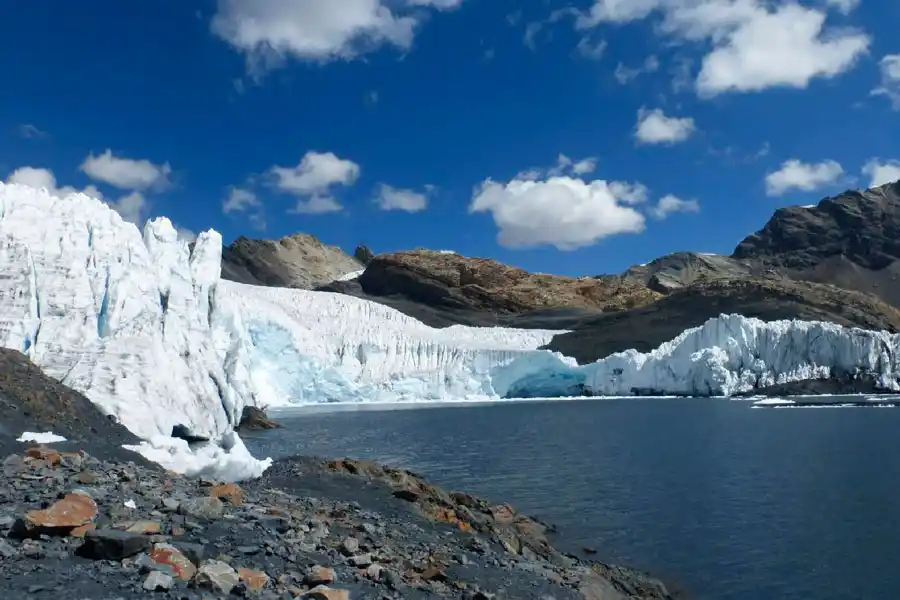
0, 348, 678, 600
0, 444, 677, 600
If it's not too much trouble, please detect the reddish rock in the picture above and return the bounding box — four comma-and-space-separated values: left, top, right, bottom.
120, 520, 161, 534
238, 567, 269, 590
305, 565, 335, 585
25, 446, 61, 467
150, 543, 198, 580
302, 586, 351, 600
12, 491, 97, 537
210, 483, 244, 507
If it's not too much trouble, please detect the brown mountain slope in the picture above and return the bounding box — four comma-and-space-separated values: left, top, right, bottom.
353, 249, 660, 313
544, 278, 900, 364
221, 233, 362, 289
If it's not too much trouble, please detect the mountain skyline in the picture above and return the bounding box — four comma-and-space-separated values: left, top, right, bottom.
1, 0, 898, 276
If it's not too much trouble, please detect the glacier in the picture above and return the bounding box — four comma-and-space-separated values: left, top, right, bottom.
489, 314, 900, 397
3, 181, 900, 480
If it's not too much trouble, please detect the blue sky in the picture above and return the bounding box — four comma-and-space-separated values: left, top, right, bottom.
1, 0, 899, 276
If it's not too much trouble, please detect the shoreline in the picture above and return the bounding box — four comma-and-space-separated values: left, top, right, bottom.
1, 442, 680, 600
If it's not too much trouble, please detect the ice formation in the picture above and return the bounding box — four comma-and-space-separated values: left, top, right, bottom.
4, 182, 900, 479
489, 314, 900, 397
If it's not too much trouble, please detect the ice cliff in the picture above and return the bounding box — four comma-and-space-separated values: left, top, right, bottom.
489, 314, 900, 397
3, 182, 900, 479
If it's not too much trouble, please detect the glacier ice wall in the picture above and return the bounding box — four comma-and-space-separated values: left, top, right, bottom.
216, 280, 563, 406
0, 183, 563, 448
0, 183, 245, 440
488, 314, 900, 397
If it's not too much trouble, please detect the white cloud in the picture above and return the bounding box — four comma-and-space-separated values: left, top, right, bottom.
80, 150, 171, 191
614, 55, 660, 84
765, 159, 844, 196
374, 184, 429, 212
107, 191, 148, 225
650, 194, 700, 219
862, 158, 900, 188
6, 166, 150, 224
520, 154, 599, 180
577, 0, 661, 27
223, 187, 260, 213
825, 0, 859, 14
211, 0, 462, 72
690, 3, 870, 96
608, 181, 649, 204
222, 186, 266, 229
575, 0, 869, 97
6, 166, 103, 200
635, 108, 696, 145
469, 175, 646, 251
269, 151, 360, 214
872, 54, 900, 110
176, 227, 198, 243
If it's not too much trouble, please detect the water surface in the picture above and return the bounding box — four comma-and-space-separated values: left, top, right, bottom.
244, 398, 900, 600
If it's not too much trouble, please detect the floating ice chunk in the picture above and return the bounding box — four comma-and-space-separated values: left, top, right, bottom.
752, 398, 796, 406
124, 433, 272, 482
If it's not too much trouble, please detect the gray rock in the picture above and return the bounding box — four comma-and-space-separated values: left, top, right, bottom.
195, 559, 239, 593
143, 570, 174, 591
179, 496, 225, 520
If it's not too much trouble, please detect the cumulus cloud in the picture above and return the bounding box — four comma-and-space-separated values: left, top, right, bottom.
222, 186, 266, 230
575, 0, 870, 97
6, 167, 102, 200
765, 159, 844, 196
5, 166, 150, 224
517, 154, 599, 181
374, 184, 430, 212
269, 151, 360, 214
80, 150, 171, 191
650, 194, 700, 219
862, 158, 900, 188
635, 108, 696, 144
872, 54, 900, 110
106, 191, 148, 225
825, 0, 859, 14
469, 174, 647, 251
211, 0, 463, 73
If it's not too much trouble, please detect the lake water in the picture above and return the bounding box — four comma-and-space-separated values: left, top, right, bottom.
243, 398, 900, 600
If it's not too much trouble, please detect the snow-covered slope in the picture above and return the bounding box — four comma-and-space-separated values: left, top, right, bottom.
489, 314, 900, 397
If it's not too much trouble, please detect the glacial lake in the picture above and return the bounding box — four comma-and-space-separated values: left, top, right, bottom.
243, 398, 900, 600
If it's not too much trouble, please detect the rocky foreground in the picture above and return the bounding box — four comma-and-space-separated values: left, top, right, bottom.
0, 349, 678, 599
0, 446, 677, 600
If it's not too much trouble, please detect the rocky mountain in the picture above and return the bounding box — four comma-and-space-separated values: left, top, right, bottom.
220, 233, 363, 289
321, 250, 661, 329
732, 180, 900, 306
619, 251, 755, 293
544, 277, 900, 364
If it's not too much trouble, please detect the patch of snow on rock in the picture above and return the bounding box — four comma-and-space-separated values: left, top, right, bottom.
16, 431, 67, 443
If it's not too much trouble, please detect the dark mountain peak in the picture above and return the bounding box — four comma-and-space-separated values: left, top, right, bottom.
732, 183, 900, 271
